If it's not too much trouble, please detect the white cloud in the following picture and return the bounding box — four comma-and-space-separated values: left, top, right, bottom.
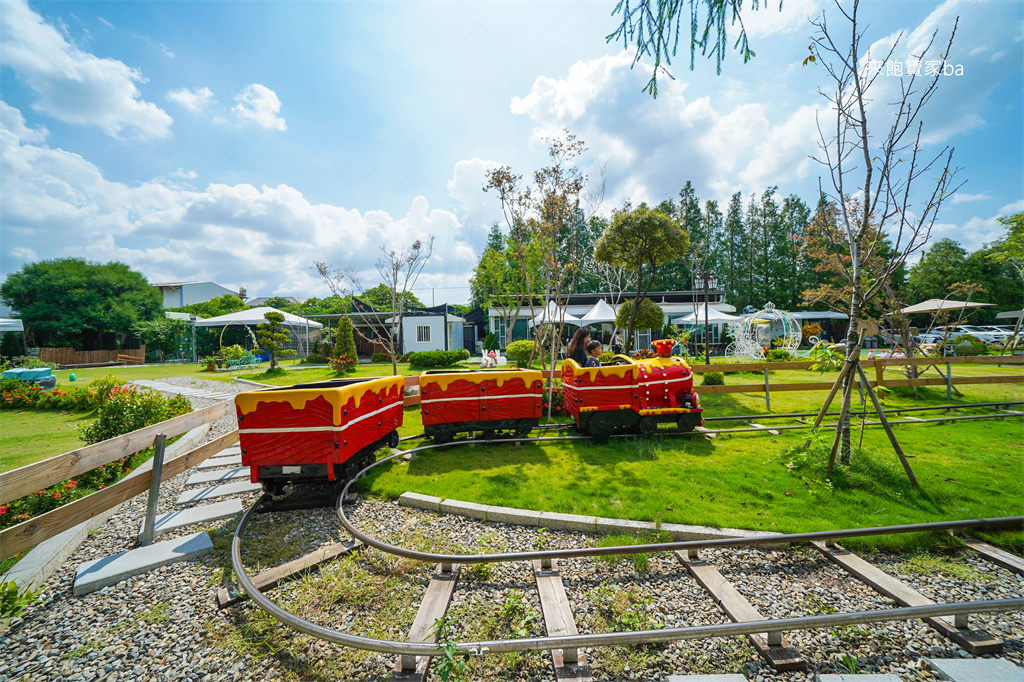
0, 0, 172, 139
0, 106, 477, 298
232, 84, 286, 131
952, 192, 991, 204
0, 100, 49, 143
167, 86, 215, 113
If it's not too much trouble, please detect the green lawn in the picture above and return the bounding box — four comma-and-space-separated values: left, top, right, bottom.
0, 410, 94, 473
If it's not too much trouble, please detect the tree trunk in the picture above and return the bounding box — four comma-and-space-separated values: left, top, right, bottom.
840, 264, 862, 467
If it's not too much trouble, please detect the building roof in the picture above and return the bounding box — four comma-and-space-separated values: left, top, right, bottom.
194, 307, 323, 328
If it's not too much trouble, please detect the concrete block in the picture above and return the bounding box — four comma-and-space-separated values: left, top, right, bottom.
138, 499, 243, 538
538, 511, 597, 533
215, 445, 241, 456
196, 454, 242, 469
815, 671, 905, 675
73, 531, 213, 596
486, 504, 543, 526
927, 658, 1022, 682
175, 481, 262, 505
399, 492, 442, 513
185, 467, 251, 486
439, 499, 491, 521
667, 676, 747, 681
594, 517, 656, 536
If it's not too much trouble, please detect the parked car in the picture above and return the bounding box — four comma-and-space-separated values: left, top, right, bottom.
915, 326, 965, 344
955, 325, 1010, 344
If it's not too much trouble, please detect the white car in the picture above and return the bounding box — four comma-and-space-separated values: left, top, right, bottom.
915, 327, 965, 344
955, 325, 1009, 344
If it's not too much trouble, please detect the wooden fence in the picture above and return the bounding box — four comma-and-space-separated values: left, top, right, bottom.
0, 401, 234, 561
38, 346, 146, 367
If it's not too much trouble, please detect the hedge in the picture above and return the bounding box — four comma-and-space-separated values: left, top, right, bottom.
407, 349, 470, 367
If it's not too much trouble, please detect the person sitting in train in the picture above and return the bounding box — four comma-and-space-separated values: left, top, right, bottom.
585, 340, 603, 367
566, 327, 592, 366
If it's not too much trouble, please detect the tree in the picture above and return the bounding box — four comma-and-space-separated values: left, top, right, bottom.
594, 202, 689, 352
132, 317, 189, 362
335, 317, 357, 360
614, 297, 665, 346
608, 0, 780, 95
256, 311, 296, 370
290, 295, 351, 318
1, 258, 162, 349
361, 284, 423, 312
470, 241, 536, 348
167, 294, 247, 319
717, 191, 747, 308
907, 239, 969, 302
262, 296, 295, 310
807, 0, 963, 467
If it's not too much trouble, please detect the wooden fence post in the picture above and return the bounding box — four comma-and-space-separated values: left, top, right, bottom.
763, 369, 771, 411
946, 361, 953, 400
138, 434, 168, 547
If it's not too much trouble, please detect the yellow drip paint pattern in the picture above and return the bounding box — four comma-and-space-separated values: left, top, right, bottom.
419, 369, 542, 393
561, 356, 636, 381
235, 376, 405, 426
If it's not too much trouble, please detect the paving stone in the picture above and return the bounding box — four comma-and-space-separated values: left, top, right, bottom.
185, 467, 251, 486
196, 454, 243, 469
137, 499, 244, 538
817, 675, 904, 682
73, 532, 213, 596
667, 676, 747, 681
175, 481, 262, 505
927, 657, 1023, 682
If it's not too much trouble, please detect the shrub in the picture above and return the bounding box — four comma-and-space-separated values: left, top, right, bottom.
542, 385, 564, 416
1, 332, 21, 358
81, 387, 191, 445
504, 340, 536, 366
0, 382, 101, 412
407, 349, 470, 367
766, 349, 795, 362
483, 333, 498, 352
599, 351, 614, 363
221, 344, 247, 360
88, 373, 127, 404
941, 335, 987, 357
329, 353, 356, 374
304, 341, 333, 363
801, 323, 823, 342
702, 372, 725, 386
371, 351, 393, 363
335, 318, 357, 359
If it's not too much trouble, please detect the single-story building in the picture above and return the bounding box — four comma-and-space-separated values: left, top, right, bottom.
309, 300, 464, 357
152, 281, 242, 309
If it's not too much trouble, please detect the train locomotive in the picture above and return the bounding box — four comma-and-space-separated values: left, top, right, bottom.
235, 376, 404, 494
561, 339, 703, 440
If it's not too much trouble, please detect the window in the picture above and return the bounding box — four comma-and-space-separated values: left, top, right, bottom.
416, 325, 431, 343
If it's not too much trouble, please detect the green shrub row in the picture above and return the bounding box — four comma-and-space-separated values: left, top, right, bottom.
407, 349, 470, 367
504, 340, 536, 366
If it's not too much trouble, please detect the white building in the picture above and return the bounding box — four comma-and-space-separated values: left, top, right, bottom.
151, 281, 241, 309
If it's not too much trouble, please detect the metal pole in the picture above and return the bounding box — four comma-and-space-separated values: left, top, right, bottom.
704, 277, 710, 365
763, 368, 770, 411
946, 361, 953, 400
139, 433, 168, 546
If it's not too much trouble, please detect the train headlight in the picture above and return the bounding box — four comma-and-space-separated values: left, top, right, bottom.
691, 393, 699, 408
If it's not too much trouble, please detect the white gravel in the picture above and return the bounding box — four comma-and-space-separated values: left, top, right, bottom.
1, 377, 1021, 681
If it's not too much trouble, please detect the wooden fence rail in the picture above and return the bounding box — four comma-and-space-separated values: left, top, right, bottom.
37, 346, 146, 367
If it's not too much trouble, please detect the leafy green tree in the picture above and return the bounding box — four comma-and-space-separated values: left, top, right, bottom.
907, 239, 969, 302
335, 317, 358, 359
1, 332, 23, 358
716, 191, 747, 308
132, 317, 189, 361
167, 294, 247, 319
290, 295, 350, 317
779, 194, 811, 308
361, 283, 423, 312
614, 298, 665, 343
256, 312, 296, 370
1, 258, 162, 349
989, 212, 1024, 265
594, 202, 689, 352
261, 296, 295, 310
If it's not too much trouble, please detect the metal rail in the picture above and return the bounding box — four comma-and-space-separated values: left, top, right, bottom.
704, 400, 1024, 422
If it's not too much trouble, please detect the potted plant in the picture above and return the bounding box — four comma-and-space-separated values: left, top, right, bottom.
201, 356, 217, 371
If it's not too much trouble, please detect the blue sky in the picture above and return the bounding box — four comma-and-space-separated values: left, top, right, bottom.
1, 0, 1021, 305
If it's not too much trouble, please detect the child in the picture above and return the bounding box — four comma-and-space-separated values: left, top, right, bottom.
584, 340, 602, 367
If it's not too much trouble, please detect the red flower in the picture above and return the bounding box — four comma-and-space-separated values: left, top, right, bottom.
51, 492, 61, 499
100, 484, 106, 489
18, 514, 29, 519
34, 490, 45, 495
123, 468, 130, 473
65, 481, 76, 489
0, 505, 8, 516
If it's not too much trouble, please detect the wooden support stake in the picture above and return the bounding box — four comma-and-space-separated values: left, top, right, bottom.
533, 559, 592, 681
855, 364, 919, 487
810, 541, 1002, 654
675, 551, 805, 671
391, 563, 462, 682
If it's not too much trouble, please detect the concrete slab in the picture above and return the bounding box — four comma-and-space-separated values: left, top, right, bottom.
539, 511, 597, 533
212, 445, 241, 456
439, 499, 491, 521
175, 480, 262, 505
400, 492, 442, 513
815, 671, 905, 675
73, 531, 213, 596
927, 658, 1023, 681
138, 499, 243, 538
185, 467, 251, 486
667, 676, 747, 681
595, 517, 656, 536
486, 504, 543, 526
196, 454, 243, 469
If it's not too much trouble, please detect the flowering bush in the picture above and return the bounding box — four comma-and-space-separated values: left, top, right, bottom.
0, 381, 102, 412
329, 353, 356, 374
81, 387, 191, 444
630, 349, 656, 360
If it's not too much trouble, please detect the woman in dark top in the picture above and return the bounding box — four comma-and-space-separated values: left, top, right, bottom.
566, 327, 591, 366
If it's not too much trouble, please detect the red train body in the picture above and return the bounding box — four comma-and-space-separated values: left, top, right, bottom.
235, 376, 404, 492
419, 368, 543, 442
561, 348, 704, 440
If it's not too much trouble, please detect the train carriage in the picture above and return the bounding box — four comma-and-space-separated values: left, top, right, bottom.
562, 340, 703, 440
235, 376, 405, 493
419, 368, 543, 442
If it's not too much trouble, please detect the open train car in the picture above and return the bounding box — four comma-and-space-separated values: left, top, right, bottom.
235, 376, 405, 493
561, 341, 703, 440
419, 368, 543, 442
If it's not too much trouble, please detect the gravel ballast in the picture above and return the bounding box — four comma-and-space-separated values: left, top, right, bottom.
1, 377, 1021, 681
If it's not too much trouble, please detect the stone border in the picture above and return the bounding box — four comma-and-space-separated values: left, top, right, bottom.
1, 422, 212, 590
399, 492, 780, 544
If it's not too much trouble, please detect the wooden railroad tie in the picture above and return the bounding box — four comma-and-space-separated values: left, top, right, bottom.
810, 540, 1003, 655
958, 536, 1024, 578
533, 559, 593, 682
747, 422, 780, 436
675, 550, 806, 671
391, 563, 462, 682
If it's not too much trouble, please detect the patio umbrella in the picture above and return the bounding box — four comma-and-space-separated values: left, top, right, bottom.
899, 299, 992, 314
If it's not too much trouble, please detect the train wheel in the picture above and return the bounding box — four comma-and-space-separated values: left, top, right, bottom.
432, 425, 454, 444
514, 419, 533, 439
676, 414, 699, 433
481, 430, 497, 440
588, 414, 614, 442
637, 416, 657, 436
262, 480, 285, 496
387, 430, 399, 448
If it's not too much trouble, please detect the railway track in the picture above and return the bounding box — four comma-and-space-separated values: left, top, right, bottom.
227, 406, 1024, 680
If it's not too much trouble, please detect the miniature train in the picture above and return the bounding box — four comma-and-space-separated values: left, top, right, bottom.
234, 342, 703, 492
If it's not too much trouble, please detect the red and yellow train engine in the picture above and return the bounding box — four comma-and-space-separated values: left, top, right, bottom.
561, 340, 703, 440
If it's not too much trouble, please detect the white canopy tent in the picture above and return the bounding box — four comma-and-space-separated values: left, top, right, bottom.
899, 299, 992, 314
0, 318, 24, 333
579, 299, 618, 324
528, 301, 582, 328
995, 310, 1024, 319
671, 305, 743, 325
195, 307, 323, 357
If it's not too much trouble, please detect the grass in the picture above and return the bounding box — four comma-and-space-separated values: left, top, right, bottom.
0, 409, 94, 473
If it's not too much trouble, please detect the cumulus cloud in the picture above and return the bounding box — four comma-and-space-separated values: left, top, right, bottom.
0, 103, 477, 297
232, 84, 286, 131
0, 100, 49, 143
167, 86, 215, 113
0, 0, 172, 139
952, 192, 991, 204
